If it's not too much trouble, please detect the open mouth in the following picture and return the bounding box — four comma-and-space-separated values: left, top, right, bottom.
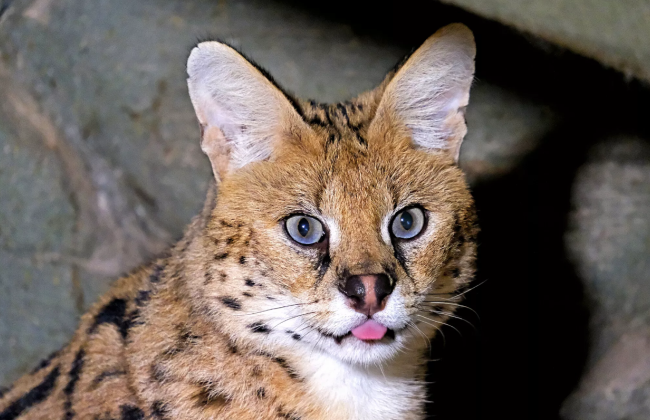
319, 321, 397, 345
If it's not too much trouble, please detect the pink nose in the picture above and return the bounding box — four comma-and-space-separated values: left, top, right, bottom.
339, 273, 394, 317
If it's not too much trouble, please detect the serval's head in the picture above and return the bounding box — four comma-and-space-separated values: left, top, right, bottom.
186, 24, 478, 366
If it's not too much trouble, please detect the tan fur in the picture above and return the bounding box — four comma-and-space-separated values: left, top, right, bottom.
0, 24, 478, 420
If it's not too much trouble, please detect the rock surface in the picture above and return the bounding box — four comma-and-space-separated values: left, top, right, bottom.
562, 138, 650, 420
440, 0, 650, 82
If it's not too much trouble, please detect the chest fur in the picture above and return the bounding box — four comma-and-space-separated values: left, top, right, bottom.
297, 352, 425, 420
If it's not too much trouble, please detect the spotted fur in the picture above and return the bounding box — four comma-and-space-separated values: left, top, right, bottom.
0, 24, 478, 420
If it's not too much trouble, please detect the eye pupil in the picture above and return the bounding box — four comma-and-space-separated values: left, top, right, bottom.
400, 212, 413, 230
297, 218, 310, 237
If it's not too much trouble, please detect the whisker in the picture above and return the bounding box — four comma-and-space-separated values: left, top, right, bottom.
425, 280, 487, 301
417, 301, 480, 319
234, 301, 316, 316
428, 310, 477, 331
416, 314, 461, 337
414, 318, 446, 346
270, 311, 319, 330
406, 320, 431, 350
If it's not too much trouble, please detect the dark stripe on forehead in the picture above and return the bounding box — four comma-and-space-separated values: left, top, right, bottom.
0, 367, 60, 420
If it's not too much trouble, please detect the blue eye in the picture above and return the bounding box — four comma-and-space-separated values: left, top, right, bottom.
391, 207, 425, 239
285, 215, 325, 245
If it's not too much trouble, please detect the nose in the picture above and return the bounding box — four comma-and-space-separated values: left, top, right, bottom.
339, 273, 394, 317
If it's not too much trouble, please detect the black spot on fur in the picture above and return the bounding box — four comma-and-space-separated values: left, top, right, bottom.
219, 272, 228, 282
226, 236, 237, 245
227, 341, 238, 354
151, 401, 169, 419
90, 369, 126, 389
150, 363, 167, 383
30, 349, 60, 375
214, 252, 229, 260
180, 328, 201, 344
248, 322, 270, 334
90, 298, 129, 338
292, 334, 302, 341
266, 296, 276, 300
121, 309, 140, 339
277, 406, 302, 420
63, 349, 85, 420
245, 279, 255, 288
252, 365, 263, 377
194, 382, 230, 408
220, 297, 242, 310
134, 290, 150, 307
149, 265, 164, 284
239, 255, 246, 265
256, 387, 266, 399
120, 404, 144, 420
242, 292, 253, 297
0, 366, 60, 420
272, 358, 301, 381
452, 268, 461, 278
204, 271, 213, 285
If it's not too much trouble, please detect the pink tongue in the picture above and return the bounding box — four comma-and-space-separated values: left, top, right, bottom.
351, 320, 388, 341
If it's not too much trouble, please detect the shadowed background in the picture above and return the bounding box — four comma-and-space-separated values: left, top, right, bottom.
0, 1, 649, 419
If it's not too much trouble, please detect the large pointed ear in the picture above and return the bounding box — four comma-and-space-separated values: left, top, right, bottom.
187, 42, 308, 181
371, 24, 476, 162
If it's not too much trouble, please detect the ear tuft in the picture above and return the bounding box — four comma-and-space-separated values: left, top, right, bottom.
373, 23, 476, 162
187, 42, 305, 181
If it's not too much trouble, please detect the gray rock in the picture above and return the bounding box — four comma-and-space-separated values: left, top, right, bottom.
440, 0, 650, 82
562, 137, 650, 420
